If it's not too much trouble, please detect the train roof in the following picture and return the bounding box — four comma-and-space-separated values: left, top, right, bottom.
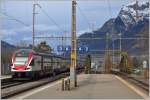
34, 52, 65, 59
16, 49, 34, 52
16, 49, 68, 59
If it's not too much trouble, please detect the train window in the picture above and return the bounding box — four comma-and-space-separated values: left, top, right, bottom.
16, 50, 30, 57
29, 60, 34, 66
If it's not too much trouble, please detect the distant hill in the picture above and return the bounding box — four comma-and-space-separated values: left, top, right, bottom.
1, 40, 16, 64
1, 40, 16, 48
78, 1, 149, 55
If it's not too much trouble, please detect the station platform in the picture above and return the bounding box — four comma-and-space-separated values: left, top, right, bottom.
0, 75, 12, 80
14, 74, 148, 99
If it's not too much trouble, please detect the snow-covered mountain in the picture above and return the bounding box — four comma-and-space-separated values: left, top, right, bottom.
78, 1, 149, 55
118, 1, 149, 30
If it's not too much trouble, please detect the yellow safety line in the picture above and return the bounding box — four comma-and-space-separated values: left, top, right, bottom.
115, 75, 149, 99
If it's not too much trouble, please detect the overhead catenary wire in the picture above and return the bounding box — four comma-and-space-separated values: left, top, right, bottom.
35, 4, 66, 33
0, 12, 29, 26
32, 2, 68, 50
107, 0, 112, 18
106, 0, 115, 65
76, 3, 91, 30
33, 36, 148, 40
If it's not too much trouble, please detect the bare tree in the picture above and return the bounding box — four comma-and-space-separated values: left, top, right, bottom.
16, 40, 28, 48
34, 41, 53, 53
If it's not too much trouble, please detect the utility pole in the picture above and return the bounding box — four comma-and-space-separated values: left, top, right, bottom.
32, 3, 40, 49
112, 39, 114, 68
32, 4, 36, 49
62, 31, 67, 48
91, 22, 96, 31
105, 33, 111, 73
119, 33, 122, 61
70, 0, 77, 89
106, 33, 109, 51
112, 28, 114, 68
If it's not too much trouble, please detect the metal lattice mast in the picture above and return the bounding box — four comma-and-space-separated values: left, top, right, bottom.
32, 3, 39, 49
104, 33, 112, 73
32, 4, 36, 49
105, 33, 108, 72
119, 33, 122, 61
70, 0, 77, 89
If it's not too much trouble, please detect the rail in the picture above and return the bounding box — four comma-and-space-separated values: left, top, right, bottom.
111, 70, 149, 92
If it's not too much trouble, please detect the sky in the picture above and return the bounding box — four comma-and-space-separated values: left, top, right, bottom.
0, 0, 148, 51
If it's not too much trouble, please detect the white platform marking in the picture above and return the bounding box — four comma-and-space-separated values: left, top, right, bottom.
16, 79, 62, 99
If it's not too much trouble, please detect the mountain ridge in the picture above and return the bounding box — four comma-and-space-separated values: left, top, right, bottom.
78, 1, 149, 55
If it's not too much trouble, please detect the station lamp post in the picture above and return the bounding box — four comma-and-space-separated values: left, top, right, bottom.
118, 33, 122, 61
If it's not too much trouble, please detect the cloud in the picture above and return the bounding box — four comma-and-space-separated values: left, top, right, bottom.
1, 29, 17, 37
22, 37, 31, 41
16, 24, 60, 32
1, 24, 65, 40
11, 24, 61, 34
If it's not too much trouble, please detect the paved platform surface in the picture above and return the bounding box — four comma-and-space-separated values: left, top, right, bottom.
0, 75, 12, 80
13, 74, 148, 99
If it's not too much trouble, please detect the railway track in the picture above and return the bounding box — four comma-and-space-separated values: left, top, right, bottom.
1, 81, 27, 89
1, 73, 67, 99
112, 70, 149, 92
1, 70, 83, 99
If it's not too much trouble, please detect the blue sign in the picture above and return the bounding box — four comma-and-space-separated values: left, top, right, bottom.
78, 46, 89, 53
57, 45, 89, 53
57, 45, 64, 52
65, 46, 71, 52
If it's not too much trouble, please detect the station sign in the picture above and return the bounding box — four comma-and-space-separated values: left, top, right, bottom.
78, 46, 89, 53
57, 45, 71, 52
57, 45, 89, 53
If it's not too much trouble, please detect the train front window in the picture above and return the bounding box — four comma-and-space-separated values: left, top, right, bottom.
16, 50, 29, 57
14, 57, 28, 65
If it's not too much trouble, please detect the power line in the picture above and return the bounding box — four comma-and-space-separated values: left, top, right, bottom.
0, 12, 29, 26
76, 3, 91, 30
36, 4, 66, 33
33, 36, 148, 40
107, 0, 112, 18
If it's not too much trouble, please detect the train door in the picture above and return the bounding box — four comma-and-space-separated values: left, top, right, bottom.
50, 57, 53, 72
32, 55, 41, 71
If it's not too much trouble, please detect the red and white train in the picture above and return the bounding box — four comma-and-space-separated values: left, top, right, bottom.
11, 49, 80, 80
